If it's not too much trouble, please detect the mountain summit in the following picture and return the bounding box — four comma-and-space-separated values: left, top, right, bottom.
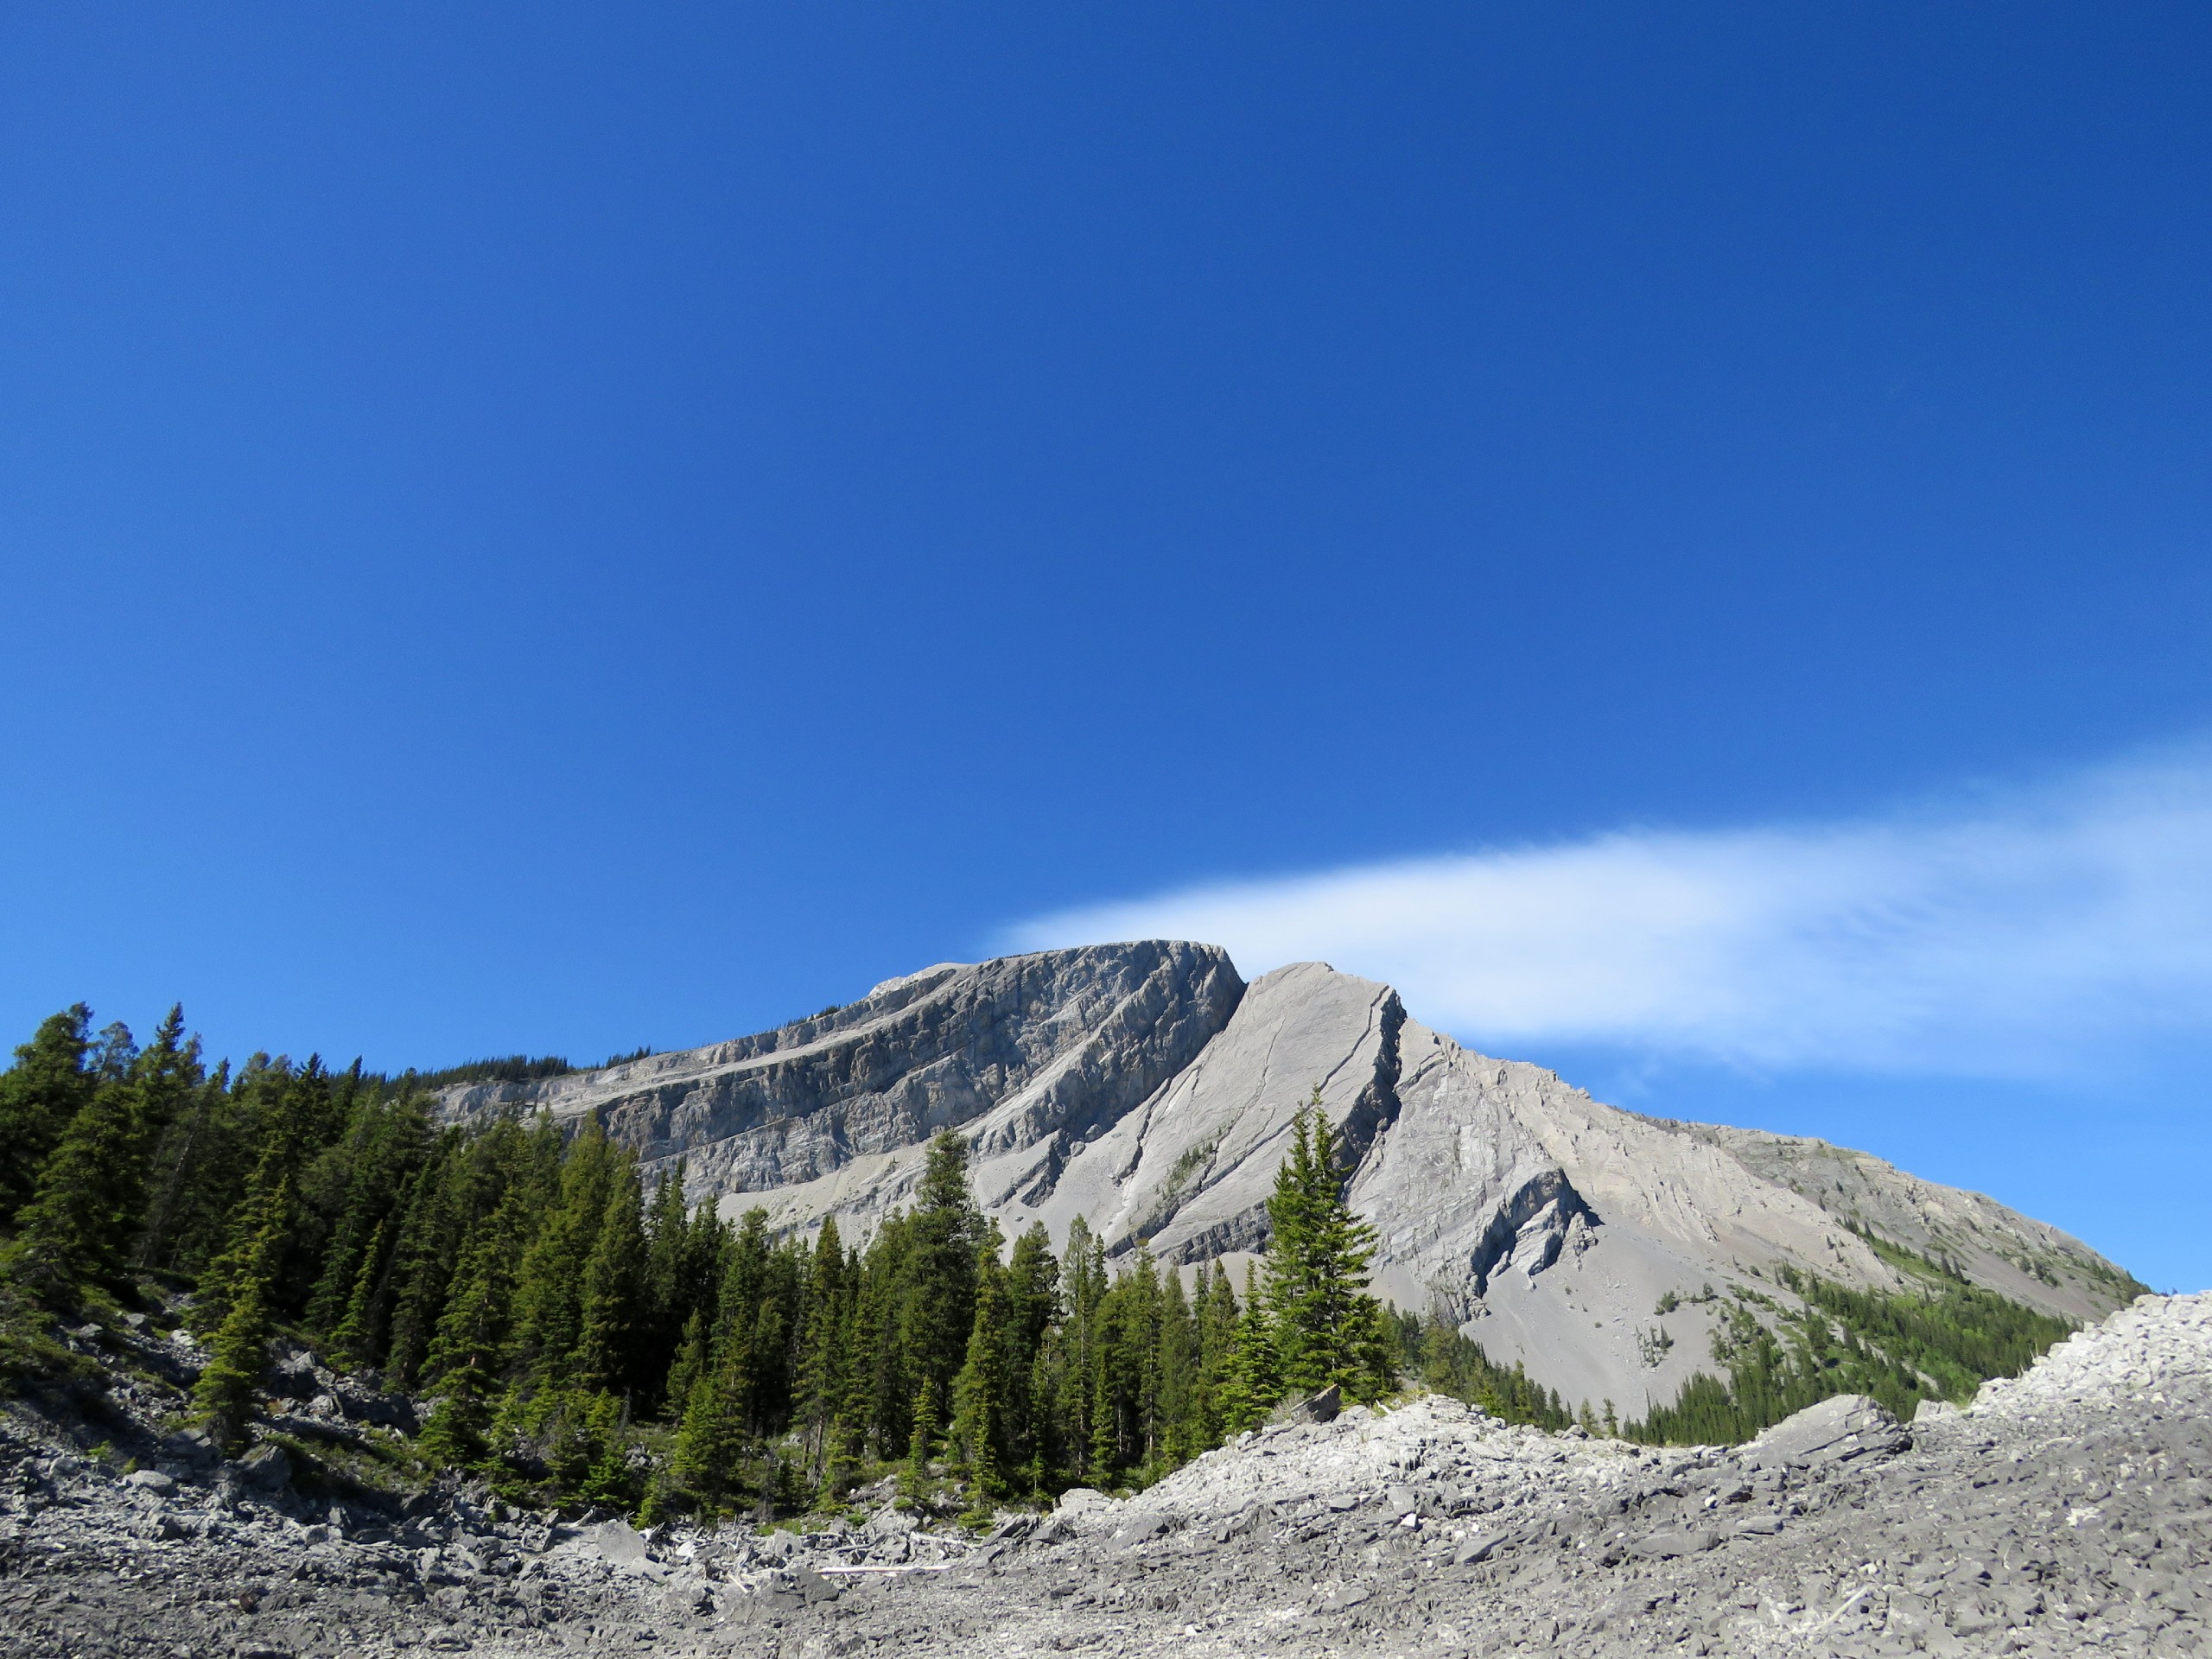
436, 941, 2137, 1414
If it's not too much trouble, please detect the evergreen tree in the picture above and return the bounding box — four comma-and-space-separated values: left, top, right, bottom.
1218, 1262, 1282, 1433
671, 1344, 752, 1519
899, 1376, 938, 1510
1192, 1259, 1240, 1448
0, 1005, 95, 1230
3, 1008, 192, 1304
791, 1215, 848, 1482
1002, 1222, 1059, 1482
1262, 1093, 1391, 1401
575, 1162, 648, 1398
137, 1060, 249, 1276
950, 1248, 1013, 1500
302, 1086, 429, 1338
326, 1217, 391, 1370
899, 1133, 981, 1434
663, 1310, 710, 1433
1155, 1267, 1199, 1466
192, 1177, 289, 1454
505, 1118, 613, 1397
640, 1163, 692, 1404
1053, 1216, 1108, 1476
419, 1187, 531, 1466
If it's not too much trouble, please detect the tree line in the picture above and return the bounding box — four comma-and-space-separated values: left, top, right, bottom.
4, 1005, 1524, 1519
1, 1002, 2080, 1499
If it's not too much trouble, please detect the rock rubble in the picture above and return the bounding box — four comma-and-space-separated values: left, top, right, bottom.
4, 1293, 2206, 1657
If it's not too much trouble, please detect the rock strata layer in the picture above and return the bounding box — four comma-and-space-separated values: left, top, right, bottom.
436, 944, 2140, 1414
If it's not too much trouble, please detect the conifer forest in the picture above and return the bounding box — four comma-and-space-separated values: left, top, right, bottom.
0, 1002, 2082, 1524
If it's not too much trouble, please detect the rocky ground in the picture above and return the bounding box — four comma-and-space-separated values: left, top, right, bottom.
3, 1294, 2206, 1658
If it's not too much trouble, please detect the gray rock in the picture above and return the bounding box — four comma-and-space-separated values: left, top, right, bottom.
1744, 1394, 1910, 1471
237, 1444, 291, 1491
2, 1294, 2209, 1659
122, 1468, 176, 1495
1631, 1529, 1719, 1559
429, 944, 2141, 1417
584, 1518, 664, 1579
1274, 1385, 1342, 1427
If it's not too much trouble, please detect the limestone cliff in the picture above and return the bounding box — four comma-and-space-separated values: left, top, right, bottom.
435, 941, 2139, 1415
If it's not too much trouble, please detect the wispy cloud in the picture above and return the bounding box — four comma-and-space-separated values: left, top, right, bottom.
1007, 746, 2212, 1077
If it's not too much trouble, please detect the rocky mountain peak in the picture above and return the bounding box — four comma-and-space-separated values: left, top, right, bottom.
435, 940, 2139, 1416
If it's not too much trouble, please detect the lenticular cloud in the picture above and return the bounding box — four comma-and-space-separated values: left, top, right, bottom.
1007, 746, 2212, 1078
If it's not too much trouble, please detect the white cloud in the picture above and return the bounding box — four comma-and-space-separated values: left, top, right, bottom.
1007, 746, 2212, 1077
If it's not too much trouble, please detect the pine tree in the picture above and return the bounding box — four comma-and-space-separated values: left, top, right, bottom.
640, 1163, 692, 1404
379, 1141, 456, 1382
302, 1087, 429, 1338
899, 1133, 981, 1435
1262, 1093, 1390, 1401
671, 1344, 753, 1519
1218, 1262, 1282, 1433
3, 1010, 189, 1304
506, 1118, 614, 1396
1002, 1223, 1058, 1482
1054, 1216, 1107, 1476
326, 1217, 390, 1370
1155, 1267, 1198, 1467
899, 1376, 938, 1510
191, 1177, 289, 1454
0, 1005, 95, 1229
137, 1061, 250, 1276
1192, 1259, 1240, 1448
950, 1250, 1012, 1501
575, 1162, 648, 1397
663, 1310, 710, 1432
419, 1189, 530, 1466
791, 1215, 848, 1483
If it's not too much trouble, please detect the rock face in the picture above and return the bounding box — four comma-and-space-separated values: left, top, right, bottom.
5, 1294, 2206, 1659
442, 940, 1246, 1216
436, 943, 2139, 1415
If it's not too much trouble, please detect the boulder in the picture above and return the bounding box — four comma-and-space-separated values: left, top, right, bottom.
584, 1518, 665, 1579
1744, 1394, 1910, 1471
1274, 1385, 1342, 1427
238, 1444, 292, 1491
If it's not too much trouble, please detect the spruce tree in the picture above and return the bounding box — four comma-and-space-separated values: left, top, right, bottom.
1002, 1223, 1058, 1480
1192, 1260, 1240, 1448
0, 1004, 94, 1229
899, 1133, 980, 1433
640, 1163, 692, 1401
899, 1376, 938, 1510
419, 1189, 530, 1466
1155, 1267, 1198, 1466
671, 1344, 752, 1519
1262, 1093, 1389, 1400
192, 1177, 289, 1454
663, 1309, 710, 1432
137, 1060, 249, 1276
1218, 1262, 1282, 1433
1054, 1216, 1107, 1475
326, 1217, 390, 1370
950, 1252, 1012, 1500
506, 1118, 614, 1396
791, 1215, 848, 1482
3, 1009, 189, 1304
302, 1088, 429, 1338
575, 1162, 648, 1398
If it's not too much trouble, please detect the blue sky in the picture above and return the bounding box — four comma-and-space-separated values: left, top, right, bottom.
2, 5, 2207, 1289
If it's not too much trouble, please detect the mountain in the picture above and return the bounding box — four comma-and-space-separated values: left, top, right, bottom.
435, 941, 2139, 1414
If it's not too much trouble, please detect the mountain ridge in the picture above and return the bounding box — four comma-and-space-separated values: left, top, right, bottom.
435, 941, 2139, 1414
